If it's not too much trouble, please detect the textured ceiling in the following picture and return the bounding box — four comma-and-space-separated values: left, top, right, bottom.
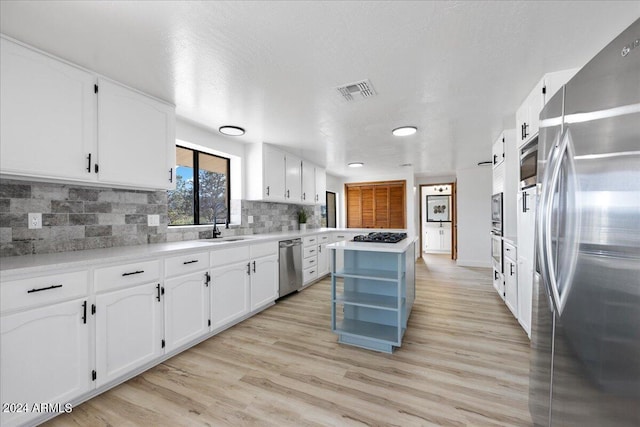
1, 1, 637, 178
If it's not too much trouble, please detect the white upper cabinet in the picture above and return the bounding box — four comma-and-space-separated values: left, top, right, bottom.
97, 78, 176, 190
315, 166, 326, 205
247, 143, 286, 202
492, 133, 505, 168
0, 37, 97, 182
246, 143, 324, 205
516, 68, 579, 148
285, 153, 302, 202
0, 37, 176, 190
302, 160, 316, 204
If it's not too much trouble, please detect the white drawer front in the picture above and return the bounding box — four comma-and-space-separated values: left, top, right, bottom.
303, 235, 318, 247
318, 234, 330, 243
303, 245, 317, 258
211, 245, 249, 267
250, 241, 278, 259
1, 270, 88, 313
165, 251, 210, 277
94, 260, 160, 293
303, 256, 317, 269
303, 266, 318, 283
504, 242, 517, 259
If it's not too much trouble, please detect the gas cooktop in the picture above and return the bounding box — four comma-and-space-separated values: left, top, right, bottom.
352, 232, 407, 243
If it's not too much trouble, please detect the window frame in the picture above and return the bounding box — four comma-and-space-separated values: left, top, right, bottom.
169, 145, 231, 226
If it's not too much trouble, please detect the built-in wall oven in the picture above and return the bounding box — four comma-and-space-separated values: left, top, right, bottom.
491, 192, 503, 234
491, 192, 503, 273
491, 232, 503, 272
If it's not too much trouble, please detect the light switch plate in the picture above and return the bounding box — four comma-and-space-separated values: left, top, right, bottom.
248, 215, 254, 224
28, 213, 42, 229
147, 214, 160, 226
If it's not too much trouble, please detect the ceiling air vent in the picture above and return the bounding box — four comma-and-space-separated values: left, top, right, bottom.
337, 79, 376, 101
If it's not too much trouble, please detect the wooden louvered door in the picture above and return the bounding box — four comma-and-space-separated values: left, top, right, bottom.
345, 180, 405, 229
346, 186, 362, 228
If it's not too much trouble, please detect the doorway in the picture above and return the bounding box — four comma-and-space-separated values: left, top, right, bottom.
326, 191, 337, 228
419, 183, 457, 260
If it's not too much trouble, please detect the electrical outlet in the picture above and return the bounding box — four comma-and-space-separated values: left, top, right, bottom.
248, 215, 254, 224
147, 214, 160, 226
28, 213, 42, 229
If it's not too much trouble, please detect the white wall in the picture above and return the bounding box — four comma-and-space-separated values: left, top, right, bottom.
456, 166, 492, 267
334, 170, 416, 237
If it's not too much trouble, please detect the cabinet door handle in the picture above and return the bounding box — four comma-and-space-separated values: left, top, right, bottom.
252, 260, 256, 273
183, 260, 199, 265
523, 192, 529, 212
303, 192, 306, 200
156, 284, 161, 302
122, 270, 144, 277
205, 272, 211, 286
169, 168, 173, 183
493, 154, 498, 165
287, 189, 290, 198
86, 153, 92, 173
27, 284, 62, 293
266, 186, 270, 196
82, 300, 87, 324
523, 122, 529, 138
247, 262, 251, 275
318, 245, 322, 253
510, 263, 515, 276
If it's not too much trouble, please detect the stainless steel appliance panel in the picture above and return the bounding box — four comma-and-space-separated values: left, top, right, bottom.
531, 18, 640, 427
520, 137, 539, 190
491, 192, 503, 233
278, 239, 302, 297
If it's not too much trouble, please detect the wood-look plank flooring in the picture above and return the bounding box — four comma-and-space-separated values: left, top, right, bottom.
44, 254, 532, 426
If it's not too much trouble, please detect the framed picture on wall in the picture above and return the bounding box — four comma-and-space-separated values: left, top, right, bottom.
426, 195, 451, 222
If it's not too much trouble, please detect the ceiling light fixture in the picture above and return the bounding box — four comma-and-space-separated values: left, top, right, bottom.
348, 162, 364, 168
392, 126, 417, 136
219, 126, 245, 136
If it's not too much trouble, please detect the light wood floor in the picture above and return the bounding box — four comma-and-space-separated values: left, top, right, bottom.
44, 254, 533, 426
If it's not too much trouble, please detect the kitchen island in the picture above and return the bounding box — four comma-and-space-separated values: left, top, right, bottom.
328, 235, 417, 353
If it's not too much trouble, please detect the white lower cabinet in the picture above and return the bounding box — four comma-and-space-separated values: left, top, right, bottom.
210, 261, 250, 329
164, 271, 209, 352
503, 242, 518, 318
517, 255, 533, 337
95, 282, 164, 388
250, 255, 279, 310
317, 241, 329, 277
0, 298, 92, 427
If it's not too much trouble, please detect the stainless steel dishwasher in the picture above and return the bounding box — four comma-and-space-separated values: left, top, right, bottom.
279, 238, 302, 298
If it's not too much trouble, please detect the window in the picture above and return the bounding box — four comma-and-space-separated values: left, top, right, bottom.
168, 146, 230, 225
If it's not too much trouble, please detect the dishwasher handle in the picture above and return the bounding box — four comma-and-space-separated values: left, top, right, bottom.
279, 239, 302, 248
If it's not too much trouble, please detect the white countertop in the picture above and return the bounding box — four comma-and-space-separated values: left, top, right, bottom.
0, 228, 409, 276
327, 236, 417, 253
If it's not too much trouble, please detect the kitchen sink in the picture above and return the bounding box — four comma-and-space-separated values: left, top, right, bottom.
204, 236, 255, 244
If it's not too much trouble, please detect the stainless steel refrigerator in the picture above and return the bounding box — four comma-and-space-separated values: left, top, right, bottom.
529, 19, 640, 426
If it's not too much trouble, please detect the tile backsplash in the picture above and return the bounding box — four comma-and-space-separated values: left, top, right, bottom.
0, 179, 323, 257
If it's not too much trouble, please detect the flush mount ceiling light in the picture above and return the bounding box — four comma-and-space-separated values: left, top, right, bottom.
392, 126, 417, 137
219, 126, 245, 136
348, 162, 364, 168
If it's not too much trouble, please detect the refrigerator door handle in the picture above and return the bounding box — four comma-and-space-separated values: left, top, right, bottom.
540, 128, 580, 316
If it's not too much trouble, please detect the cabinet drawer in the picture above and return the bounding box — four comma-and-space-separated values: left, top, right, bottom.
94, 260, 160, 293
318, 234, 330, 243
303, 235, 317, 247
1, 270, 88, 313
165, 251, 210, 277
211, 245, 249, 268
303, 256, 317, 269
303, 245, 317, 258
504, 242, 517, 259
250, 241, 278, 259
303, 266, 318, 283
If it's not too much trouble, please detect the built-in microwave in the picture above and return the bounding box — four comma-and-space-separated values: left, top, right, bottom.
520, 137, 538, 190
